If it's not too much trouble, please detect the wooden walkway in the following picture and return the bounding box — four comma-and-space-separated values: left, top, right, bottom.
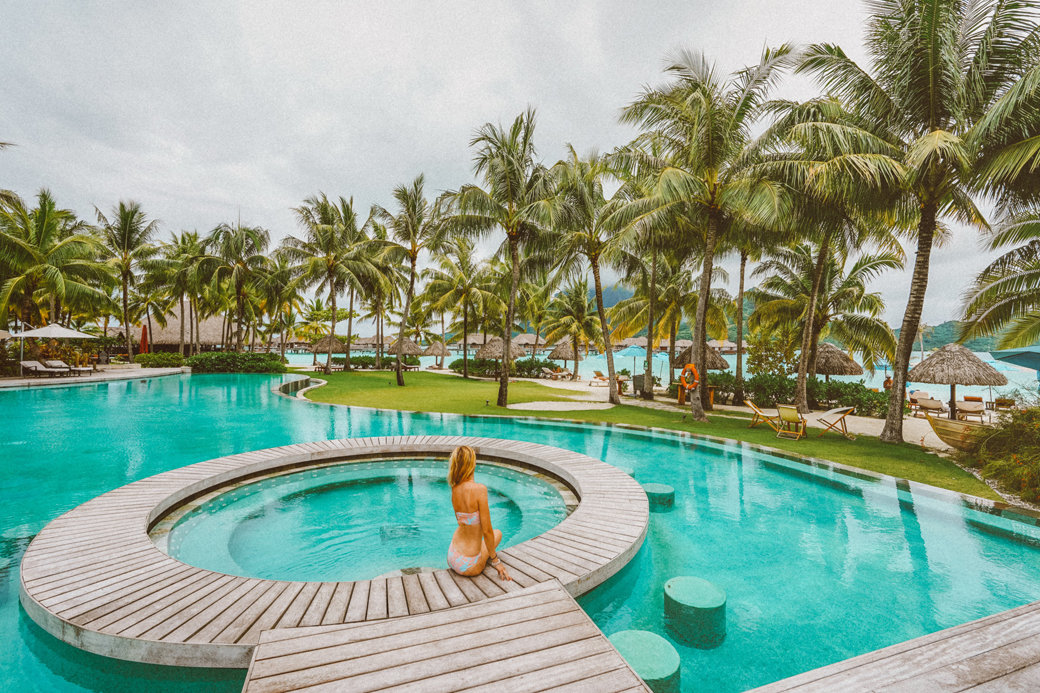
752, 598, 1040, 692
242, 580, 650, 692
19, 436, 648, 668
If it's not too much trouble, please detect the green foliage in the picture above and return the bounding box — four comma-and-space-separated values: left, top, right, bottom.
745, 326, 797, 377
962, 407, 1040, 503
329, 354, 418, 368
447, 356, 556, 378
673, 372, 891, 417
133, 352, 185, 368
449, 357, 503, 377
185, 351, 286, 373
513, 357, 558, 378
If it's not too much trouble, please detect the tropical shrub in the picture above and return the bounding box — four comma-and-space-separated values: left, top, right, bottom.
134, 352, 185, 368
671, 373, 891, 417
329, 354, 418, 368
963, 407, 1040, 503
185, 352, 286, 373
513, 357, 558, 378
448, 358, 501, 377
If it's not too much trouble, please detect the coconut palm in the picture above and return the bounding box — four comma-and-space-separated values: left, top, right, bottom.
553, 148, 630, 403
750, 244, 900, 373
449, 109, 556, 405
544, 279, 601, 381
283, 194, 380, 371
372, 174, 447, 385
618, 45, 794, 418
423, 236, 497, 378
96, 201, 160, 359
793, 0, 1040, 441
200, 222, 270, 352
259, 253, 303, 359
0, 190, 110, 328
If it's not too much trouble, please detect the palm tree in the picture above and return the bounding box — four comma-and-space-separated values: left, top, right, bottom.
283, 194, 379, 371
144, 231, 207, 355
0, 190, 110, 328
794, 0, 1040, 441
553, 149, 629, 404
372, 175, 447, 385
260, 253, 303, 359
962, 211, 1040, 348
423, 236, 496, 378
450, 109, 556, 406
750, 244, 900, 374
619, 46, 793, 419
96, 201, 159, 359
544, 279, 601, 380
200, 222, 270, 352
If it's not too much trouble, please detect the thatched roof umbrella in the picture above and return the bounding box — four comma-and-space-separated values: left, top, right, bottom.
814, 343, 864, 382
475, 337, 525, 361
423, 340, 451, 368
312, 334, 346, 354
907, 343, 1008, 419
390, 338, 423, 356
674, 344, 728, 370
548, 341, 581, 379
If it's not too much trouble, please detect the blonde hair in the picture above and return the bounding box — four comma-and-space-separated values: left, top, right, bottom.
448, 446, 476, 487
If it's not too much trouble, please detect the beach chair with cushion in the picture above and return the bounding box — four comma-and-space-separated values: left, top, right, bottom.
914, 398, 948, 417
908, 391, 931, 413
556, 368, 575, 381
45, 359, 91, 376
745, 400, 780, 433
776, 404, 807, 440
590, 370, 609, 387
20, 360, 68, 377
541, 367, 558, 380
956, 400, 986, 423
816, 406, 856, 440
994, 397, 1016, 411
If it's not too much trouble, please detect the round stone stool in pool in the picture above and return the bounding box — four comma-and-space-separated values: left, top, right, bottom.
642, 482, 675, 509
664, 576, 726, 648
608, 630, 680, 693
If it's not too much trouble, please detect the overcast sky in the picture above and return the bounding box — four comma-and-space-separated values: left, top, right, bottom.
1, 1, 1000, 326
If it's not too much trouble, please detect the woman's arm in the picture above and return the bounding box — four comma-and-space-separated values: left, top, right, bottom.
477, 486, 510, 581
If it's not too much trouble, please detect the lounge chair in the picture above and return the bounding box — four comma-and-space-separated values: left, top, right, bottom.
908, 391, 931, 413
745, 400, 780, 433
20, 360, 68, 377
956, 400, 986, 423
776, 404, 807, 440
541, 367, 558, 379
914, 398, 948, 417
556, 369, 575, 381
816, 406, 856, 440
45, 359, 91, 376
590, 370, 609, 387
994, 397, 1016, 411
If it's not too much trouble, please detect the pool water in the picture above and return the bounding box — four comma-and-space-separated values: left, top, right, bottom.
3, 373, 1040, 692
164, 459, 567, 581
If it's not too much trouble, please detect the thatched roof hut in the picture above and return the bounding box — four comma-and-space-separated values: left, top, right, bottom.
123, 306, 226, 346
312, 334, 346, 354
674, 344, 728, 370
389, 338, 423, 356
512, 333, 539, 346
619, 337, 647, 348
815, 343, 864, 379
907, 343, 1008, 418
475, 337, 526, 360
548, 341, 581, 362
423, 340, 451, 357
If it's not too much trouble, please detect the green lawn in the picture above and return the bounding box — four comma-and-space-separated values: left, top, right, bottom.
302, 369, 999, 500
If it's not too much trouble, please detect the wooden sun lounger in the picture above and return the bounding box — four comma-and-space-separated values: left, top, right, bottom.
914, 398, 948, 418
20, 360, 68, 377
817, 406, 856, 440
776, 404, 807, 440
590, 370, 609, 387
745, 400, 781, 433
45, 359, 91, 375
956, 400, 986, 423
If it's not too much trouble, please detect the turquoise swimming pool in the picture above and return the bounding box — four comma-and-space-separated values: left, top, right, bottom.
3, 373, 1040, 692
164, 459, 567, 582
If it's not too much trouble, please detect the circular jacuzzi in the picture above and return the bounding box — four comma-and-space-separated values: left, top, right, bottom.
156, 458, 572, 581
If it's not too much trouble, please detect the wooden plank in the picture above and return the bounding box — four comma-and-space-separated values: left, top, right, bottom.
366, 579, 388, 620
432, 571, 469, 607
386, 576, 408, 618
320, 582, 353, 625
449, 572, 487, 603
345, 580, 371, 622
416, 572, 450, 612
461, 652, 641, 692
881, 632, 1040, 692
275, 582, 321, 629
298, 582, 336, 627
401, 573, 430, 614
235, 583, 305, 645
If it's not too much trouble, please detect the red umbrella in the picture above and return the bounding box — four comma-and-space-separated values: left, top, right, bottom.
140, 324, 149, 354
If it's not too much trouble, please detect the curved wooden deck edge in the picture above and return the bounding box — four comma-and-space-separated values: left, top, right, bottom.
20, 436, 648, 668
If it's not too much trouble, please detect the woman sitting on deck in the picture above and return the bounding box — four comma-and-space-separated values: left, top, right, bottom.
447, 445, 512, 582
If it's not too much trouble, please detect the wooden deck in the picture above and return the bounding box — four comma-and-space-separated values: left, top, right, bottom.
19, 436, 648, 668
242, 580, 650, 692
751, 597, 1040, 692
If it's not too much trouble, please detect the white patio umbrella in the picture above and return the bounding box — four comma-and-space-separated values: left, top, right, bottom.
13, 323, 97, 374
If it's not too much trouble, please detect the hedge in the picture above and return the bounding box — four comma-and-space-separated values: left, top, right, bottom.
328, 354, 419, 368
447, 356, 557, 378
134, 353, 185, 368
185, 352, 286, 373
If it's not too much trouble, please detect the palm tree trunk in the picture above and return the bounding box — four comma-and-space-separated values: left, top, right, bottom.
345, 287, 355, 371
326, 287, 337, 373
794, 233, 831, 413
591, 259, 620, 404
571, 337, 580, 381
462, 302, 470, 379
375, 306, 383, 369
881, 202, 937, 443
498, 238, 520, 407
734, 251, 747, 404
668, 318, 677, 389
396, 261, 416, 386
178, 295, 185, 356
643, 246, 657, 401
122, 277, 133, 360
689, 210, 720, 421
146, 311, 153, 355
440, 313, 446, 368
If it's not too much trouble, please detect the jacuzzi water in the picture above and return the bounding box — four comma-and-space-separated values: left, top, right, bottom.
164, 459, 567, 581
3, 373, 1040, 692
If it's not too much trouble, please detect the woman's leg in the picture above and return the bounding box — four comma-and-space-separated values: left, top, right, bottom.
458, 530, 504, 577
